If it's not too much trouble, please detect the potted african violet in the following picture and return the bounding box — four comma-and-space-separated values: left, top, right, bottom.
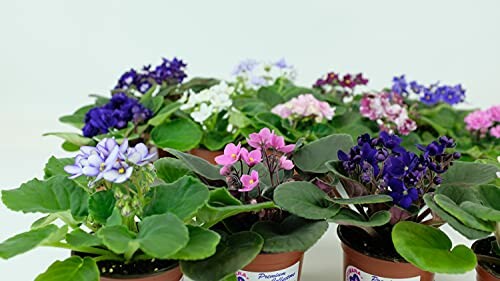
425, 179, 500, 280
0, 138, 221, 281
164, 128, 330, 281
274, 131, 499, 280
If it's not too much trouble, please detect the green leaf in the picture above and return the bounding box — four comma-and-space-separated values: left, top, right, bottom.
151, 118, 202, 151
331, 194, 393, 205
31, 214, 58, 229
229, 110, 251, 128
141, 95, 164, 114
166, 148, 224, 181
252, 215, 328, 253
88, 190, 116, 224
392, 221, 477, 273
35, 256, 99, 281
434, 194, 494, 232
168, 226, 220, 260
137, 213, 189, 259
274, 181, 340, 220
147, 102, 182, 126
154, 158, 193, 183
181, 232, 263, 281
59, 104, 95, 129
66, 229, 102, 248
43, 157, 73, 179
0, 225, 60, 259
144, 176, 209, 221
441, 161, 499, 188
202, 131, 237, 152
257, 86, 285, 107
461, 202, 500, 222
326, 161, 369, 198
329, 209, 391, 227
423, 194, 490, 239
294, 134, 354, 173
475, 184, 500, 211
2, 176, 89, 219
197, 189, 275, 228
105, 208, 122, 226
97, 225, 138, 256
43, 132, 95, 147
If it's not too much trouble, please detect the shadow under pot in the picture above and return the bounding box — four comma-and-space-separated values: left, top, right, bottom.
236, 251, 304, 281
337, 225, 434, 281
472, 236, 500, 281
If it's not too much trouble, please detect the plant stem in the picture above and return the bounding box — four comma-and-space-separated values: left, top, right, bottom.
416, 208, 431, 222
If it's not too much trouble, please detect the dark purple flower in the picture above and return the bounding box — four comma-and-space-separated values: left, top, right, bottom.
377, 131, 402, 149
354, 73, 369, 85
440, 85, 465, 105
392, 75, 408, 95
388, 178, 419, 209
420, 88, 440, 105
409, 81, 423, 94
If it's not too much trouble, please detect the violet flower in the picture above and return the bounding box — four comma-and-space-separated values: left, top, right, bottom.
239, 170, 259, 192
240, 148, 262, 167
214, 143, 242, 166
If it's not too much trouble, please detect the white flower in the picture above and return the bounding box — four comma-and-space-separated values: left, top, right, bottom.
232, 59, 296, 90
190, 103, 214, 123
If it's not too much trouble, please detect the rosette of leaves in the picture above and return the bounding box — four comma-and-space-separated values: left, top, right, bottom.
162, 145, 329, 281
0, 156, 220, 281
274, 133, 499, 274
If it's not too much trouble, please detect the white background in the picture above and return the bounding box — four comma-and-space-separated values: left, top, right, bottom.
1, 0, 499, 280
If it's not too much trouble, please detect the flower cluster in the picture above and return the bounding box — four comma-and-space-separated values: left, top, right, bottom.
179, 82, 234, 125
464, 105, 500, 138
360, 92, 417, 135
115, 57, 187, 94
82, 93, 152, 137
338, 132, 460, 209
271, 94, 336, 123
391, 75, 465, 106
232, 58, 296, 90
215, 128, 295, 194
313, 71, 368, 96
64, 138, 156, 184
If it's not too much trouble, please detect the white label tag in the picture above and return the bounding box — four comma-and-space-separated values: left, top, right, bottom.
345, 265, 421, 281
235, 261, 300, 281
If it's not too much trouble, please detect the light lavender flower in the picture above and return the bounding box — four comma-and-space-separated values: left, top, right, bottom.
127, 143, 157, 166
103, 161, 134, 184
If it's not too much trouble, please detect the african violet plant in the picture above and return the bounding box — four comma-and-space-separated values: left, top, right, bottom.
0, 138, 221, 280
162, 128, 329, 281
274, 131, 499, 273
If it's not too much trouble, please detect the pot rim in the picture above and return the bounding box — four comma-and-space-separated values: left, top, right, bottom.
100, 263, 179, 279
336, 224, 408, 264
472, 237, 500, 280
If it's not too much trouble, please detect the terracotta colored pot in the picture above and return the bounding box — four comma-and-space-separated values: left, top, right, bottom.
477, 264, 500, 281
338, 226, 434, 281
188, 148, 222, 165
237, 252, 304, 281
472, 238, 500, 281
100, 266, 183, 281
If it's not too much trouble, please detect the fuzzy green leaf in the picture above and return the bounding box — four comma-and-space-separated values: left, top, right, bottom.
166, 148, 225, 181
154, 158, 192, 183
151, 118, 202, 151
434, 194, 494, 232
329, 208, 391, 227
66, 229, 102, 248
251, 215, 328, 253
181, 232, 263, 281
0, 225, 61, 259
35, 257, 99, 281
331, 194, 393, 205
88, 190, 116, 224
43, 132, 96, 147
168, 226, 220, 260
441, 161, 498, 188
274, 181, 340, 220
392, 221, 477, 273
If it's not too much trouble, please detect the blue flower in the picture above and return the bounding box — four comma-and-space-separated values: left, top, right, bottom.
232, 59, 259, 75
388, 178, 419, 209
440, 85, 465, 105
420, 88, 440, 105
392, 75, 408, 95
82, 93, 152, 138
409, 81, 423, 94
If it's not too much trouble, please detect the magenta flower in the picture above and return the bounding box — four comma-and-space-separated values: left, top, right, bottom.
279, 156, 294, 170
490, 125, 500, 138
487, 105, 500, 122
271, 94, 335, 123
219, 165, 232, 176
241, 148, 262, 167
239, 170, 259, 192
215, 143, 242, 166
247, 128, 273, 149
270, 134, 295, 153
464, 110, 493, 131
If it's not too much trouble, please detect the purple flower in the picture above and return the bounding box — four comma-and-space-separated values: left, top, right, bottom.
409, 81, 423, 94
232, 59, 259, 75
239, 170, 259, 192
392, 75, 408, 95
274, 58, 290, 69
240, 148, 262, 167
103, 161, 134, 184
440, 85, 465, 105
279, 156, 294, 170
420, 88, 440, 105
82, 93, 152, 137
388, 178, 419, 209
127, 143, 157, 166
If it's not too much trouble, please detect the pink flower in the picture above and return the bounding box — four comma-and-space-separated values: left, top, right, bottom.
490, 125, 500, 138
215, 142, 242, 166
464, 110, 493, 131
487, 105, 500, 122
219, 165, 232, 176
279, 156, 294, 170
239, 170, 259, 192
270, 94, 335, 122
241, 148, 262, 167
269, 134, 295, 153
271, 104, 292, 119
248, 128, 273, 149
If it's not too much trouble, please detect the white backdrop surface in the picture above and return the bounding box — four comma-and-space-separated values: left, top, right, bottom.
1, 0, 499, 280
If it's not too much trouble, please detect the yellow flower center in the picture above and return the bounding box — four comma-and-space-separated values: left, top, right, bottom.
100, 163, 105, 171
231, 153, 237, 159
403, 190, 408, 196
249, 157, 254, 162
249, 179, 254, 184
345, 79, 351, 84
118, 168, 125, 174
426, 96, 430, 100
